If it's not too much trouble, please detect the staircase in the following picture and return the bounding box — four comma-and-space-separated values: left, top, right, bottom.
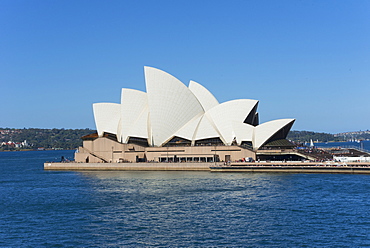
295, 148, 333, 161
80, 147, 109, 163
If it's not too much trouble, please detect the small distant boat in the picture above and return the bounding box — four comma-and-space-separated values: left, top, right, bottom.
310, 139, 314, 148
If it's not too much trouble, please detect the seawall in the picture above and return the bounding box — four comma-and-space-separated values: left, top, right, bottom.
44, 162, 212, 171
44, 161, 370, 174
210, 166, 370, 174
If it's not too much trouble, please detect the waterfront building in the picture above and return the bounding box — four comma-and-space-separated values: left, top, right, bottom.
75, 67, 295, 163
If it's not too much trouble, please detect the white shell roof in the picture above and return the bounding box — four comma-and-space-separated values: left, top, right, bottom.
174, 113, 203, 141
189, 80, 219, 111
93, 103, 121, 137
120, 89, 148, 143
127, 106, 149, 140
232, 122, 254, 145
145, 66, 204, 146
92, 67, 295, 150
193, 115, 221, 141
206, 99, 258, 145
253, 119, 295, 150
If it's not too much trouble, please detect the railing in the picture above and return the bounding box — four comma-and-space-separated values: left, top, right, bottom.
340, 145, 370, 154
80, 147, 109, 163
321, 145, 370, 154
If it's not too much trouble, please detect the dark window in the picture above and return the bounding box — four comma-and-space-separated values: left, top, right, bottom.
127, 137, 149, 147
164, 136, 191, 147
194, 137, 224, 146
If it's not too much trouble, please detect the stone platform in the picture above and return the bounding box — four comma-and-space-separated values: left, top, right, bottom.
44, 162, 212, 171
44, 161, 370, 174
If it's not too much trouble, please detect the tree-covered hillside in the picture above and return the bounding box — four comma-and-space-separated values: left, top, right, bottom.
0, 128, 95, 150
334, 131, 370, 140
1, 128, 366, 151
287, 130, 344, 143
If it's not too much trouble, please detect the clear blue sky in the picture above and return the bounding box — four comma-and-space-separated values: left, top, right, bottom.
1, 0, 369, 133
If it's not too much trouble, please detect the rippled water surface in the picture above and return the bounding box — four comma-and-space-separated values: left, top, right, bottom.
1, 150, 370, 247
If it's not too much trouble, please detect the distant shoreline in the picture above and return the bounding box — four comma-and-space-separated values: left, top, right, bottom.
0, 149, 74, 152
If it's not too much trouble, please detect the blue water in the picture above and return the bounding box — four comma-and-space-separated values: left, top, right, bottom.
313, 140, 370, 151
1, 150, 370, 247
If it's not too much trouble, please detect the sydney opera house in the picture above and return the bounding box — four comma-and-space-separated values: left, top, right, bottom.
75, 67, 295, 163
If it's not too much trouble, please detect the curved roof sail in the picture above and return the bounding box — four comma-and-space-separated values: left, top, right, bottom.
144, 66, 204, 146
120, 89, 148, 143
206, 99, 259, 145
253, 119, 295, 150
189, 80, 219, 112
174, 113, 203, 142
93, 103, 121, 137
193, 114, 221, 142
232, 122, 254, 145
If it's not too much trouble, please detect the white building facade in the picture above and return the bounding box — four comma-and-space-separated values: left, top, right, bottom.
76, 67, 295, 163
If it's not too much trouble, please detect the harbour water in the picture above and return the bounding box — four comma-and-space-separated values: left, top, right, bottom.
1, 150, 370, 247
313, 140, 370, 151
